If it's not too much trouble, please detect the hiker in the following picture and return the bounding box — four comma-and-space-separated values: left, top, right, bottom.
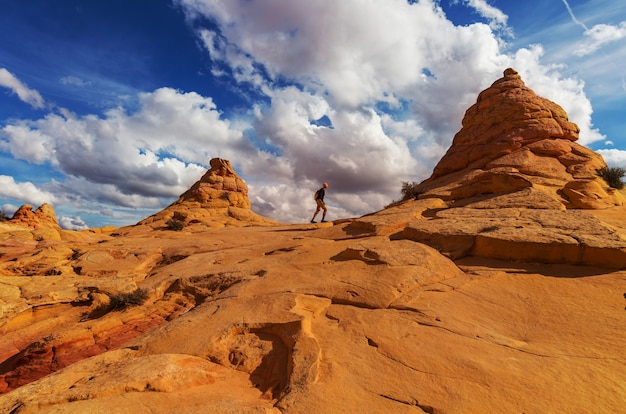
311, 182, 329, 223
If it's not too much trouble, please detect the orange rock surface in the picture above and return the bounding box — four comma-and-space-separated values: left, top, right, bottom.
1, 201, 625, 413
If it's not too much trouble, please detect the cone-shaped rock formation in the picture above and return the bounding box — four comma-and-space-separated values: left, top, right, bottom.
140, 158, 277, 228
416, 68, 625, 209
179, 158, 250, 209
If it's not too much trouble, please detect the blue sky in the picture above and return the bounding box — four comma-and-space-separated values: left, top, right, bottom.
1, 0, 625, 229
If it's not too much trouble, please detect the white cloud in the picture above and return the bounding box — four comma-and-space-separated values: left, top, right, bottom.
251, 87, 419, 190
1, 203, 19, 217
186, 0, 438, 107
575, 22, 626, 56
558, 0, 625, 57
0, 87, 252, 207
0, 68, 45, 109
59, 75, 93, 87
58, 215, 89, 230
508, 0, 626, 111
597, 149, 626, 168
177, 0, 596, 147
0, 176, 58, 206
465, 0, 509, 32
177, 0, 604, 167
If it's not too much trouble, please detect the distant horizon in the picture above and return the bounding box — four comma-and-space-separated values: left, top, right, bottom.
1, 0, 625, 229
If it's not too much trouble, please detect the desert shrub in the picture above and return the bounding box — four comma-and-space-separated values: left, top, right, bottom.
86, 288, 149, 320
109, 288, 149, 310
479, 225, 499, 233
384, 181, 423, 208
166, 218, 185, 231
597, 166, 625, 189
0, 211, 8, 222
400, 181, 422, 201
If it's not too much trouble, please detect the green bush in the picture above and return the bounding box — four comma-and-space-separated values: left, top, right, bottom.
597, 166, 625, 189
400, 181, 422, 201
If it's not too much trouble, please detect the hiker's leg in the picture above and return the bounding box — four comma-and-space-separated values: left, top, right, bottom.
312, 205, 321, 221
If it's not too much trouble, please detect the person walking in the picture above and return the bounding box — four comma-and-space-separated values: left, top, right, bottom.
311, 182, 329, 223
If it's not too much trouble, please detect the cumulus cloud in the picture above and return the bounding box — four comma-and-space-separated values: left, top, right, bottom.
1, 203, 19, 217
1, 87, 251, 208
0, 176, 58, 206
177, 0, 597, 142
0, 68, 45, 108
252, 87, 418, 191
597, 149, 626, 168
58, 215, 89, 230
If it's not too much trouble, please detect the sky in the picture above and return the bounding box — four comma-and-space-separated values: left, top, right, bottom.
1, 0, 625, 229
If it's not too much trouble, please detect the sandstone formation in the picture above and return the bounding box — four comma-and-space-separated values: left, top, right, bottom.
394, 68, 626, 267
416, 68, 625, 210
9, 203, 61, 231
139, 158, 277, 228
0, 203, 67, 243
1, 71, 625, 413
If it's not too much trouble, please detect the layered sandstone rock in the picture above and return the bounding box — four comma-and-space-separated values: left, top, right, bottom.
416, 68, 625, 209
0, 210, 625, 413
179, 158, 250, 209
140, 158, 277, 228
393, 69, 626, 266
9, 203, 61, 231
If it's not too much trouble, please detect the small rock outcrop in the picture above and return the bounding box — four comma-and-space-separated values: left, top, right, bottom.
140, 158, 277, 228
9, 203, 61, 231
416, 68, 625, 209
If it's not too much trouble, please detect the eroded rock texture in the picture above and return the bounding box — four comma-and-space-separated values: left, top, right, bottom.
140, 158, 277, 228
1, 204, 625, 413
10, 203, 60, 231
417, 68, 625, 209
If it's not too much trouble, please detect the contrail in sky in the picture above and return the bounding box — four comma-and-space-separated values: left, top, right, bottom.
561, 0, 589, 30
